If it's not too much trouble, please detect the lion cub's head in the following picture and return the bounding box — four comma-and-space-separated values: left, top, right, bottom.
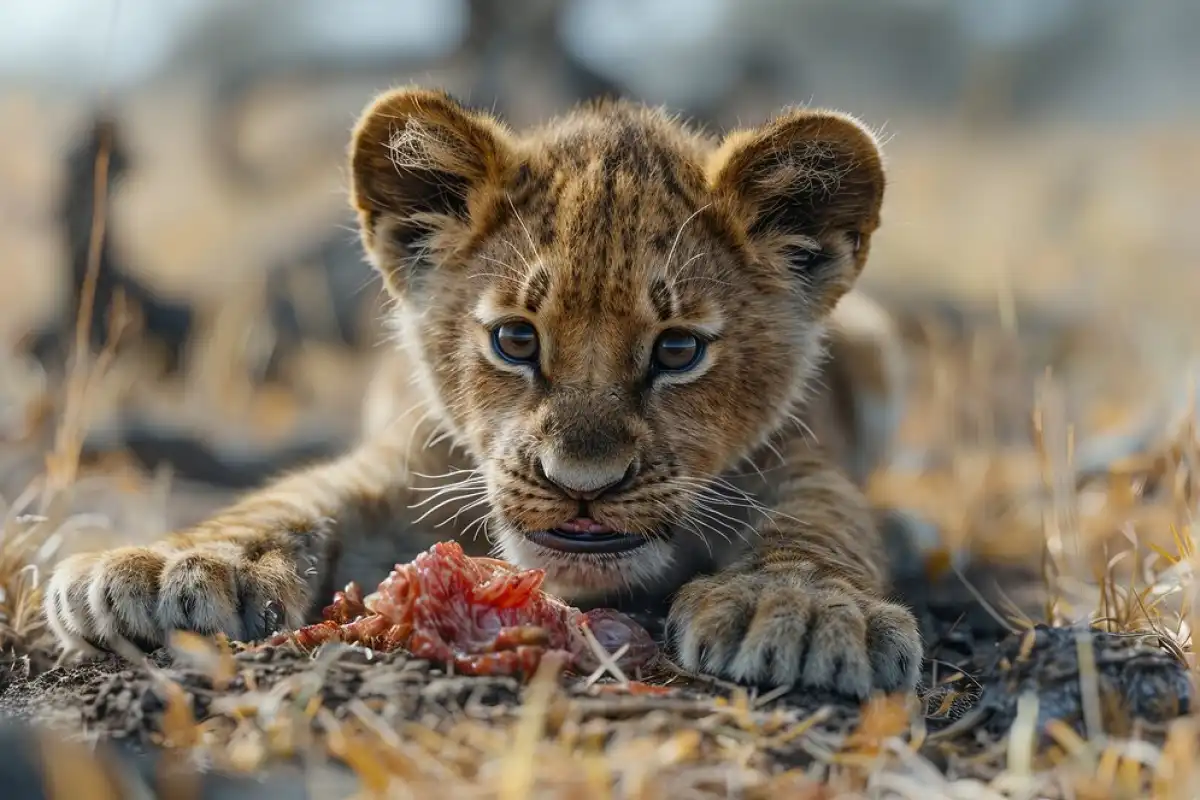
349, 88, 884, 600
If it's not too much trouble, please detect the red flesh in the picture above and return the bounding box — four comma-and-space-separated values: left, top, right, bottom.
265, 541, 657, 678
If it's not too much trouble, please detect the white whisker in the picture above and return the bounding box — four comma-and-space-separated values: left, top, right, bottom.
686, 500, 751, 544
435, 495, 493, 529
408, 475, 484, 491
411, 467, 481, 480
461, 511, 492, 542
663, 204, 712, 274
507, 195, 546, 270
411, 490, 488, 524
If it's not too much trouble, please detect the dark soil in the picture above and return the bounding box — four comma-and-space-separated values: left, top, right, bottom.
0, 556, 1191, 798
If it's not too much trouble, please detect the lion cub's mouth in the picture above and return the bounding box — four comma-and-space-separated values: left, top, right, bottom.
527, 517, 648, 555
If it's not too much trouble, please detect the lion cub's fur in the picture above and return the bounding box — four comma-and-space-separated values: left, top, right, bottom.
45, 89, 921, 696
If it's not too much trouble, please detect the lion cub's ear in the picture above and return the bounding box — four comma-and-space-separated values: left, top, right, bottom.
349, 87, 516, 294
709, 109, 885, 313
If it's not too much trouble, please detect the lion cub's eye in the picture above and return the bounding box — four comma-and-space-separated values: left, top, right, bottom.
492, 321, 540, 364
652, 329, 704, 373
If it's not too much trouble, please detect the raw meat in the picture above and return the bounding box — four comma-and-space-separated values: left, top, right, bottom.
265, 541, 657, 678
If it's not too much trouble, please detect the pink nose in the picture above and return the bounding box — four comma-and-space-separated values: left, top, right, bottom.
555, 517, 614, 535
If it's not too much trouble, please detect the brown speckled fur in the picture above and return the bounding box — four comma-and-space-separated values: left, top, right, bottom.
45, 88, 920, 697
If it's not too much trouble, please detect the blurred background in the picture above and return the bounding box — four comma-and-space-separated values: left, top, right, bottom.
0, 0, 1197, 562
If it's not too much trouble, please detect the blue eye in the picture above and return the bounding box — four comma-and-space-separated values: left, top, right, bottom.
652, 329, 704, 373
492, 321, 539, 364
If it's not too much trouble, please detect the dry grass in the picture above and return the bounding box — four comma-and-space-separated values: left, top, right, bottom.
0, 92, 1197, 798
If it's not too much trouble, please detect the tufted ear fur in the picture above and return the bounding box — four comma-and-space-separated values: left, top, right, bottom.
709, 109, 885, 314
349, 87, 516, 295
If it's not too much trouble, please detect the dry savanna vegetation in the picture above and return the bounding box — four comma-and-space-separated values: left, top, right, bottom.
0, 89, 1198, 798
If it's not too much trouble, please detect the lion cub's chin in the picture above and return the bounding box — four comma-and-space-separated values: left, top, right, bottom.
495, 531, 677, 603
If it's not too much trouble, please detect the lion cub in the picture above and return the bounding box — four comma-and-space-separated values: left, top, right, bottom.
45, 89, 921, 697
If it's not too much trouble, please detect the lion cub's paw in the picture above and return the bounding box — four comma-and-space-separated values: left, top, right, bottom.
666, 572, 921, 697
44, 527, 327, 657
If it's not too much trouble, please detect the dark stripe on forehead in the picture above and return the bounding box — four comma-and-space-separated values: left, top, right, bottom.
505, 165, 560, 250
649, 145, 701, 209
536, 185, 559, 247
649, 278, 676, 322
523, 266, 551, 313
613, 122, 642, 170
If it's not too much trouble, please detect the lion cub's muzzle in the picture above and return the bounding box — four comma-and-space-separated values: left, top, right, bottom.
520, 446, 657, 554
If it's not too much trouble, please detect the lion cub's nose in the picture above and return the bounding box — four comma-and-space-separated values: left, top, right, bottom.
537, 454, 638, 501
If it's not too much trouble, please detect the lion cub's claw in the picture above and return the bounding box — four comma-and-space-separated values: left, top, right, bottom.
666, 573, 922, 698
44, 537, 317, 656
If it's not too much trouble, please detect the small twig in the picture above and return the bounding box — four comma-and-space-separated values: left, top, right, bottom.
578, 620, 630, 689
1075, 629, 1104, 745
751, 682, 794, 709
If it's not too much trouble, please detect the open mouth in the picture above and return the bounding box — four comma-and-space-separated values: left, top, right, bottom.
527, 522, 649, 555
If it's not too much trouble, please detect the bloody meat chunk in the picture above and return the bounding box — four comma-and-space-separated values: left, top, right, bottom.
266, 541, 656, 678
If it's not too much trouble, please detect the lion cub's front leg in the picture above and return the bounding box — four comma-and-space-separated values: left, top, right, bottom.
666, 451, 922, 697
44, 440, 423, 656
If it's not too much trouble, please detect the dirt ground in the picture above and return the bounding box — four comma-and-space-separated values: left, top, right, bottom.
0, 559, 1191, 798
